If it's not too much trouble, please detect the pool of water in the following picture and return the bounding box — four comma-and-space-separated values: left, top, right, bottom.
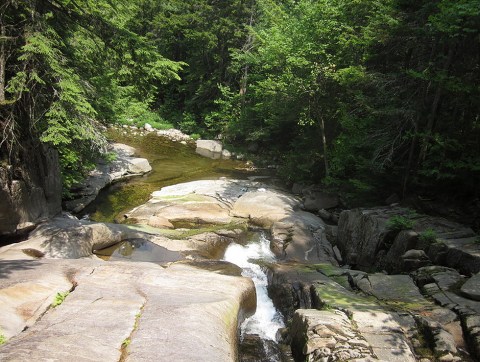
82, 128, 256, 223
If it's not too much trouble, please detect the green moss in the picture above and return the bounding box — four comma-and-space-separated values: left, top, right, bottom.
121, 338, 131, 348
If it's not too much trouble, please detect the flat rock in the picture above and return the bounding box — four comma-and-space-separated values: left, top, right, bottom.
0, 260, 256, 361
461, 273, 480, 301
362, 274, 430, 310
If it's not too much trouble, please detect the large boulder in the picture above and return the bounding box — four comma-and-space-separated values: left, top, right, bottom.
0, 145, 61, 236
270, 211, 337, 264
0, 216, 153, 260
231, 189, 300, 228
336, 206, 480, 274
196, 139, 223, 159
461, 273, 480, 301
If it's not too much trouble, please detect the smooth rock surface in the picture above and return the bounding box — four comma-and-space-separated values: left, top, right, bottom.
461, 273, 480, 301
0, 260, 256, 361
0, 216, 156, 260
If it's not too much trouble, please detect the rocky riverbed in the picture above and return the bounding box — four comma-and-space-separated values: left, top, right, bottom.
1, 134, 480, 361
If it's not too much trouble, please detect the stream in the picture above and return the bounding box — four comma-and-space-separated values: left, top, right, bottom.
223, 232, 285, 342
88, 130, 287, 360
83, 128, 257, 223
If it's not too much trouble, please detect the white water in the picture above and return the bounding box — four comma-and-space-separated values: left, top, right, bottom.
223, 233, 285, 341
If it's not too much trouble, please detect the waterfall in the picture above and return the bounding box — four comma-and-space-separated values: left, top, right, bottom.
223, 233, 285, 341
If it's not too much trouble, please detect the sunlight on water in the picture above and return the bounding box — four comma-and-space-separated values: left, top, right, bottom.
223, 233, 285, 341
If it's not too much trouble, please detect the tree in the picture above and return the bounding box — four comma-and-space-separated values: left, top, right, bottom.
0, 0, 183, 192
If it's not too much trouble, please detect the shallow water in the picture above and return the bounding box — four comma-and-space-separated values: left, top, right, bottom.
82, 129, 254, 222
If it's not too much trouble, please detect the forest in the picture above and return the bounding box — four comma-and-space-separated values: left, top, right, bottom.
1, 0, 479, 207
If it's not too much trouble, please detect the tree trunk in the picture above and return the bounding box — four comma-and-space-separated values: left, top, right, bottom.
418, 44, 455, 163
320, 116, 329, 177
0, 24, 6, 103
402, 117, 419, 198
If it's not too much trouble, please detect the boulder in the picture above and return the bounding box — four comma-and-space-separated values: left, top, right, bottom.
461, 273, 480, 301
336, 206, 480, 274
231, 189, 300, 228
303, 190, 339, 212
126, 158, 152, 174
270, 211, 337, 264
221, 149, 232, 159
144, 123, 154, 132
196, 139, 223, 159
0, 216, 154, 260
402, 249, 429, 260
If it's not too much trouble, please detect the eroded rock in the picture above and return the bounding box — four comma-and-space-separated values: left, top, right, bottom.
64, 143, 152, 213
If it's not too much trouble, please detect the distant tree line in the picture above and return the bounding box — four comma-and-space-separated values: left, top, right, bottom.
1, 0, 479, 203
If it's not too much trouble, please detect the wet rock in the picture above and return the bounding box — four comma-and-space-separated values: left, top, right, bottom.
461, 273, 480, 301
239, 334, 284, 362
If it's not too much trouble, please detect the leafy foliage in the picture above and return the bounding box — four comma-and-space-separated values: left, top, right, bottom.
51, 291, 69, 308
0, 0, 183, 193
419, 229, 438, 244
386, 216, 415, 232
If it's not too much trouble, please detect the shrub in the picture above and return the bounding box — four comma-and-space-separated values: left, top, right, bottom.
386, 215, 415, 231
419, 229, 437, 244
0, 331, 6, 345
52, 291, 70, 308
